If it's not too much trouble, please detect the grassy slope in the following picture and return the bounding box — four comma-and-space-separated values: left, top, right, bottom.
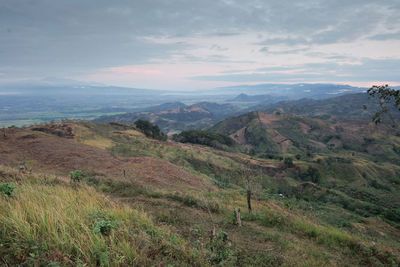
1, 121, 400, 266
0, 166, 204, 266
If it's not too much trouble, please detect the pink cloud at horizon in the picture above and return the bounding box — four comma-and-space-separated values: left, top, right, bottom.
77, 62, 400, 90
106, 66, 162, 75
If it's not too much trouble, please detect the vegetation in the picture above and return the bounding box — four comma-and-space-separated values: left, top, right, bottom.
366, 84, 400, 125
0, 183, 16, 197
283, 157, 294, 168
95, 102, 242, 134
2, 118, 400, 266
69, 169, 84, 183
134, 119, 167, 141
0, 166, 206, 266
172, 129, 238, 151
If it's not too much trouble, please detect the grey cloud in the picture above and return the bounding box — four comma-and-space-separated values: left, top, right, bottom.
191, 58, 400, 82
370, 32, 400, 40
1, 0, 400, 83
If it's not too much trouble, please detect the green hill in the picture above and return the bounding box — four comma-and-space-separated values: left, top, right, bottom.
1, 120, 400, 266
211, 111, 400, 160
260, 93, 400, 122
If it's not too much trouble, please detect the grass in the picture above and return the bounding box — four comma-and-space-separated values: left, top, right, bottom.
0, 166, 206, 266
3, 121, 400, 265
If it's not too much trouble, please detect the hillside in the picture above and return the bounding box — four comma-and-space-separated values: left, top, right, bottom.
95, 102, 242, 134
1, 121, 400, 266
260, 93, 400, 122
211, 111, 400, 160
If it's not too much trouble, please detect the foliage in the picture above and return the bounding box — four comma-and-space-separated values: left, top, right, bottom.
366, 84, 400, 125
0, 183, 16, 197
134, 119, 167, 141
302, 166, 322, 183
172, 129, 236, 150
244, 121, 280, 153
69, 170, 84, 183
93, 219, 118, 235
284, 157, 294, 168
208, 230, 233, 264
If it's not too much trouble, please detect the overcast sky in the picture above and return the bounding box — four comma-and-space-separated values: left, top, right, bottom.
1, 0, 400, 90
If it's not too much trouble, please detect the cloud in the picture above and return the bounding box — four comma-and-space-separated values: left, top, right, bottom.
190, 58, 400, 83
1, 0, 400, 88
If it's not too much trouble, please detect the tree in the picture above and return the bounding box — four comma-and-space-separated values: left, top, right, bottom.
134, 119, 167, 141
304, 166, 321, 183
283, 157, 294, 168
366, 84, 400, 125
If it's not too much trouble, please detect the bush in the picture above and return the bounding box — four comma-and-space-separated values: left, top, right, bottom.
172, 130, 236, 150
93, 219, 118, 235
0, 183, 16, 196
134, 119, 167, 141
208, 230, 233, 264
298, 166, 321, 183
283, 158, 294, 168
70, 170, 84, 183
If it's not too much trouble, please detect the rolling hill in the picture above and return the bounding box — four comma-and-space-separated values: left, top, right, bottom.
1, 119, 400, 266
260, 93, 400, 122
211, 111, 400, 160
214, 83, 365, 99
94, 102, 243, 134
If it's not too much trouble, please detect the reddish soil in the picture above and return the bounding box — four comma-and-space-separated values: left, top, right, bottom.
0, 126, 212, 191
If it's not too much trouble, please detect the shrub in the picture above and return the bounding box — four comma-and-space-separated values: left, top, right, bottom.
70, 170, 84, 183
208, 230, 233, 264
0, 183, 16, 196
299, 166, 321, 183
93, 219, 118, 235
134, 119, 167, 141
283, 158, 294, 168
172, 130, 236, 150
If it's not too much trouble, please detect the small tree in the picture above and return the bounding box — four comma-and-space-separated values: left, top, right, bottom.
366, 84, 400, 126
134, 119, 167, 141
304, 166, 321, 183
241, 164, 253, 214
283, 157, 294, 168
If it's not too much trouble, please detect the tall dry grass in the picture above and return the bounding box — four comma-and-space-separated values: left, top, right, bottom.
0, 166, 206, 266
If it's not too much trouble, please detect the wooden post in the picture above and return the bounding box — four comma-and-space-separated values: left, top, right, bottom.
210, 225, 216, 240
123, 169, 126, 179
2, 128, 5, 138
234, 208, 242, 227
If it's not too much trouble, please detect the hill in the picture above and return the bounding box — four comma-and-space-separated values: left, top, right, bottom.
94, 102, 242, 134
214, 83, 365, 99
1, 120, 400, 266
211, 111, 400, 159
260, 93, 400, 122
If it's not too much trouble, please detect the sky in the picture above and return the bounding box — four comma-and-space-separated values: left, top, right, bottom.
1, 0, 400, 90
